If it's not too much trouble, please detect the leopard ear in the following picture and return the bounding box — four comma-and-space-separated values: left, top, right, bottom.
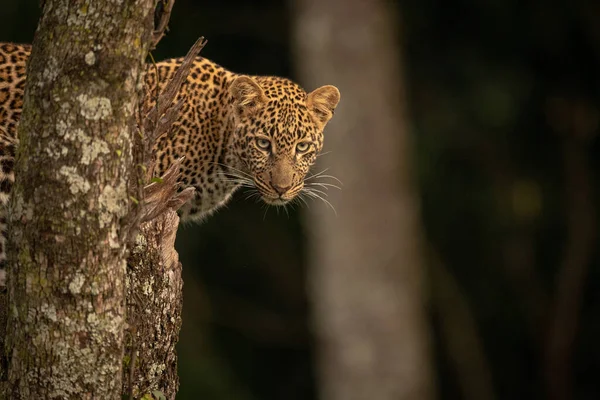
230, 76, 267, 118
306, 85, 340, 127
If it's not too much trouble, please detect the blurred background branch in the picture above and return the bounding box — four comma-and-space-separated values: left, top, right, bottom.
293, 0, 435, 399
429, 248, 496, 400
544, 97, 597, 400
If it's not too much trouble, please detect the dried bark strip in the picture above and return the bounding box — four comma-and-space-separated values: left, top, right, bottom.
3, 0, 155, 398
152, 0, 176, 50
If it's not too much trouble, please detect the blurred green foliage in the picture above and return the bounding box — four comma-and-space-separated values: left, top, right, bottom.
1, 0, 599, 399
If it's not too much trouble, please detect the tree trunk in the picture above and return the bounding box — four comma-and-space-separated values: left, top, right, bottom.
4, 0, 155, 398
292, 1, 436, 399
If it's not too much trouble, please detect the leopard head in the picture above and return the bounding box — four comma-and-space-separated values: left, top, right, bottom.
229, 75, 340, 205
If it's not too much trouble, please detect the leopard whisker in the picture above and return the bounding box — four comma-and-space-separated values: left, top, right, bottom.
215, 170, 252, 180
308, 174, 343, 185
219, 175, 252, 183
262, 203, 270, 220
294, 193, 310, 208
243, 190, 262, 202
305, 182, 341, 191
220, 178, 254, 189
213, 162, 254, 180
277, 204, 290, 219
305, 187, 329, 197
305, 168, 330, 181
303, 188, 337, 216
217, 172, 255, 188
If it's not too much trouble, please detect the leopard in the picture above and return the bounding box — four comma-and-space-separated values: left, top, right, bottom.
0, 42, 341, 286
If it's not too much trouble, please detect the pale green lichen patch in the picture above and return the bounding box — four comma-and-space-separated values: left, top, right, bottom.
87, 313, 98, 325
66, 2, 94, 28
46, 330, 120, 398
27, 293, 127, 397
148, 362, 166, 380
135, 232, 147, 247
41, 303, 58, 322
59, 166, 91, 194
68, 273, 85, 295
81, 137, 109, 165
75, 130, 110, 165
39, 56, 59, 87
77, 94, 112, 120
142, 277, 154, 296
45, 140, 69, 159
58, 126, 110, 164
84, 51, 96, 65
98, 182, 128, 228
54, 119, 70, 138
90, 280, 101, 296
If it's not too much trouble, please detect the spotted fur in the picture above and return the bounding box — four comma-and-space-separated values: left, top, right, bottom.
0, 42, 340, 285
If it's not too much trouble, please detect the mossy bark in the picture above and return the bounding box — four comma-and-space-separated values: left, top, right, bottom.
3, 0, 155, 398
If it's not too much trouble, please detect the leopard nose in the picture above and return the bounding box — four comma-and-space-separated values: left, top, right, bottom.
272, 183, 292, 195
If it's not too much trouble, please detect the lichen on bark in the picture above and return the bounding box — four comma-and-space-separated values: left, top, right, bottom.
125, 212, 184, 399
2, 0, 156, 398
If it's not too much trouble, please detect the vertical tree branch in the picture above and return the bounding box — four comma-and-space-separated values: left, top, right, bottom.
429, 249, 496, 400
544, 128, 596, 400
542, 97, 597, 400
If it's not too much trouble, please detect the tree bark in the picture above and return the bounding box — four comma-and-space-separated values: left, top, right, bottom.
292, 1, 436, 399
4, 0, 155, 398
124, 158, 194, 399
126, 213, 183, 400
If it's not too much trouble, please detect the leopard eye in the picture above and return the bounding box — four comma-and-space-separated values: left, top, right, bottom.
256, 138, 271, 150
296, 142, 310, 153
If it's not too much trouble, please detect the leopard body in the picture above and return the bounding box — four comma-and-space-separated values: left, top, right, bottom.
0, 42, 340, 285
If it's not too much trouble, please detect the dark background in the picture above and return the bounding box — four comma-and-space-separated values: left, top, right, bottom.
2, 1, 599, 399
